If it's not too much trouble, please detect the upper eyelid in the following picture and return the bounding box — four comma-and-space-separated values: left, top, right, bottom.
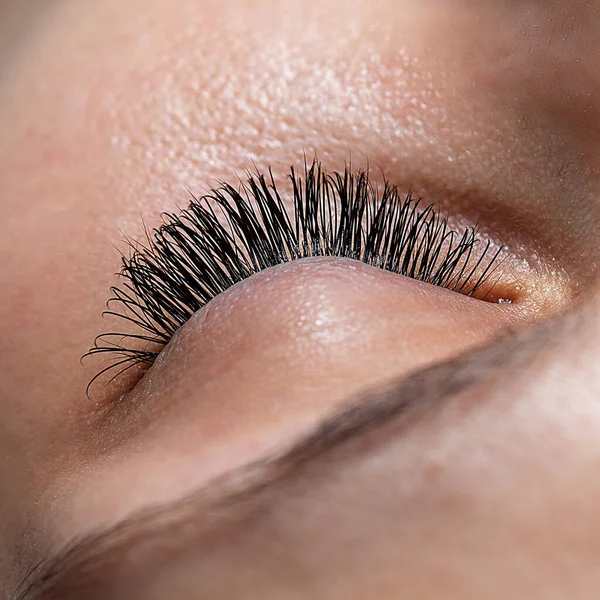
18, 312, 559, 600
83, 160, 505, 397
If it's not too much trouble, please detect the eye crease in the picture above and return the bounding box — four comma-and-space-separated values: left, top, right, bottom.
84, 160, 507, 395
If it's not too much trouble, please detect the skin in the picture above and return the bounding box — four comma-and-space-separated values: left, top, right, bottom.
0, 0, 600, 597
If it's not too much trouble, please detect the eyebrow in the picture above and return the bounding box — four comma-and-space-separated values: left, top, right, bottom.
12, 317, 562, 600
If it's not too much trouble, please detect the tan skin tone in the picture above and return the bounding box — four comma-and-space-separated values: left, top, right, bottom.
1, 0, 600, 597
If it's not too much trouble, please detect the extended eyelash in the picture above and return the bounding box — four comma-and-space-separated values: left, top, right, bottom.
85, 161, 502, 394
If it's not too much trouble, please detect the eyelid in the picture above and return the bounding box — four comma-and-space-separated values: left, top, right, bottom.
25, 312, 556, 600
83, 160, 507, 396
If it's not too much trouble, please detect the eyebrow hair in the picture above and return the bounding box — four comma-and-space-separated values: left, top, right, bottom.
12, 315, 566, 600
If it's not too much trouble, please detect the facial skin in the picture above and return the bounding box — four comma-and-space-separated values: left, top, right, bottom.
1, 0, 600, 598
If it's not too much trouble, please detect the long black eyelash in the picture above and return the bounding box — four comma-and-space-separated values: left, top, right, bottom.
85, 161, 502, 393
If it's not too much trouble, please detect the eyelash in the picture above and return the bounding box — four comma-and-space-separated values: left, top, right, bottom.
85, 161, 503, 394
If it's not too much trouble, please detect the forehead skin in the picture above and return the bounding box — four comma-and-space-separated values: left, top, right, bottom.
1, 0, 600, 597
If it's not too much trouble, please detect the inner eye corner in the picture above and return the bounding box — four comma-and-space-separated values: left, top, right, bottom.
469, 276, 521, 305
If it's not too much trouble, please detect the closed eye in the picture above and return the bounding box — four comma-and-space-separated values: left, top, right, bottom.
84, 160, 508, 396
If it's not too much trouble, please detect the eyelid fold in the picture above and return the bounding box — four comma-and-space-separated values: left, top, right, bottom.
55, 254, 527, 565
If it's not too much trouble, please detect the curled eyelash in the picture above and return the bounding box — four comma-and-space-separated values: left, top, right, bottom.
85, 161, 503, 394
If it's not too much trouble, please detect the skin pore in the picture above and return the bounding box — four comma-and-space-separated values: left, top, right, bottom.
1, 0, 600, 598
